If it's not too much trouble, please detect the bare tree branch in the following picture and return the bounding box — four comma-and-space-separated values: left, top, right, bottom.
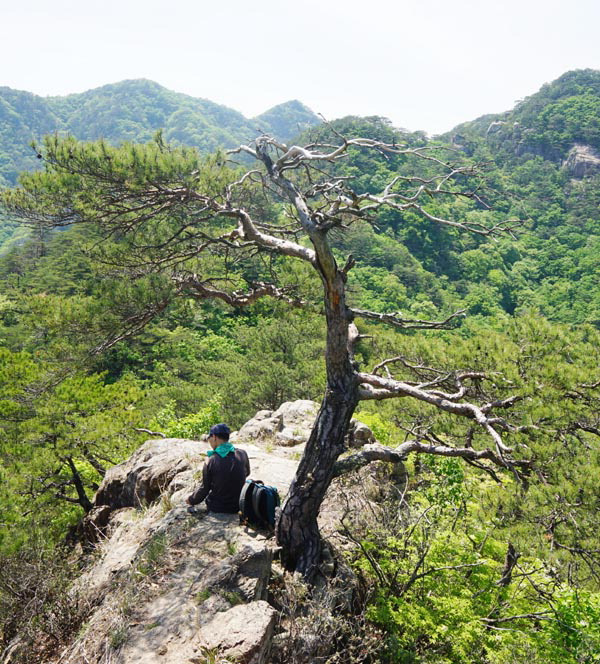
134, 428, 166, 439
482, 611, 554, 625
357, 372, 513, 455
580, 379, 600, 389
174, 275, 304, 308
332, 439, 526, 478
351, 308, 466, 330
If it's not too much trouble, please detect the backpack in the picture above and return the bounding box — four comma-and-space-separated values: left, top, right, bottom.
239, 479, 280, 530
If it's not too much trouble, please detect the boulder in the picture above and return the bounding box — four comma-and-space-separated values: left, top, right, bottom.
236, 400, 379, 451
93, 438, 205, 509
485, 120, 507, 136
345, 419, 376, 448
196, 601, 276, 664
236, 400, 319, 447
79, 504, 112, 544
234, 410, 283, 441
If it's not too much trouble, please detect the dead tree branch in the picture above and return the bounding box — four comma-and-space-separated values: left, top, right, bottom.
351, 308, 466, 330
332, 439, 528, 478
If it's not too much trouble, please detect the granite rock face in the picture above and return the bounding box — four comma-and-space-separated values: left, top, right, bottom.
563, 144, 600, 178
234, 399, 375, 450
234, 399, 320, 446
58, 436, 294, 664
94, 438, 200, 509
196, 601, 277, 664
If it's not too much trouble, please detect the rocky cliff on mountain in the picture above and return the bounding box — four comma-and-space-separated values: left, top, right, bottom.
562, 143, 600, 178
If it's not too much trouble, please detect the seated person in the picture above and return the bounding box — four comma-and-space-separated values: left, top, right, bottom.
187, 423, 250, 513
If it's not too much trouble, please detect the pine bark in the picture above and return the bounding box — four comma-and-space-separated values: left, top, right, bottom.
276, 233, 359, 577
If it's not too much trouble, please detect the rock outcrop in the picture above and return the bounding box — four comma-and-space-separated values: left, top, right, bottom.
54, 435, 298, 664
562, 144, 600, 178
234, 399, 375, 450
234, 399, 319, 447
94, 438, 197, 509
52, 401, 379, 663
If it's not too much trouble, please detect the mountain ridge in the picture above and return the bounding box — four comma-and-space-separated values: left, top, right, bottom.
444, 68, 600, 163
0, 79, 321, 186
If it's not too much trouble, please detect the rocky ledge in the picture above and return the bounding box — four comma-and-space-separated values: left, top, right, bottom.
54, 401, 376, 664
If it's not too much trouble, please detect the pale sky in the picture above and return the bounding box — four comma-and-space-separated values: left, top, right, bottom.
2, 0, 599, 135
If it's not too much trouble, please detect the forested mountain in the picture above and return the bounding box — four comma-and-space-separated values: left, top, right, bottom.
0, 79, 320, 186
1, 70, 600, 663
449, 69, 600, 163
451, 69, 600, 325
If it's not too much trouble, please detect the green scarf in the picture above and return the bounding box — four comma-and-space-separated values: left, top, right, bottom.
207, 442, 235, 458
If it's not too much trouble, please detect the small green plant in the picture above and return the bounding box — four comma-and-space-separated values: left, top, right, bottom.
196, 645, 239, 664
135, 533, 168, 577
220, 590, 244, 606
109, 623, 128, 649
352, 411, 398, 445
144, 620, 160, 631
195, 588, 212, 604
226, 540, 237, 556
159, 492, 174, 516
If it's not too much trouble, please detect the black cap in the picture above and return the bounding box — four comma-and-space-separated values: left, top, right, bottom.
209, 423, 231, 440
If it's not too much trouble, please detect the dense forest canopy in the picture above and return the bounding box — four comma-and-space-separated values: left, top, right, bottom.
1, 69, 600, 662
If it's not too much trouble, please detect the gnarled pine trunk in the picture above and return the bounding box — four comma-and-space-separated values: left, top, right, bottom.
276, 382, 359, 577
277, 231, 359, 578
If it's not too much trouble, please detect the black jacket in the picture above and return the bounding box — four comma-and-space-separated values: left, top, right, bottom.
188, 448, 250, 513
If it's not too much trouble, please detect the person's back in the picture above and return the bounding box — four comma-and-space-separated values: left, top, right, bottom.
187, 424, 250, 513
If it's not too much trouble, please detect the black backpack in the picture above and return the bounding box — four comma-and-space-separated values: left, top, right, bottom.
239, 479, 280, 530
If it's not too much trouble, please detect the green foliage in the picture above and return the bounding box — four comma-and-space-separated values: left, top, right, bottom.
0, 79, 320, 251
353, 411, 400, 445
134, 532, 169, 577
353, 463, 600, 664
0, 79, 320, 188
0, 366, 146, 553
252, 99, 320, 142
150, 397, 223, 439
201, 311, 326, 425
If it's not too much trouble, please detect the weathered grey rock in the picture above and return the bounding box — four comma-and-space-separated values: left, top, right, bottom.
253, 409, 274, 420
275, 428, 307, 447
237, 401, 379, 452
66, 506, 278, 664
236, 400, 320, 447
563, 143, 600, 178
166, 468, 195, 495
234, 412, 283, 440
346, 419, 376, 448
93, 438, 205, 509
272, 399, 319, 426
195, 540, 274, 602
270, 400, 319, 446
79, 504, 112, 544
57, 402, 386, 664
196, 600, 276, 664
486, 120, 507, 136
58, 430, 303, 664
